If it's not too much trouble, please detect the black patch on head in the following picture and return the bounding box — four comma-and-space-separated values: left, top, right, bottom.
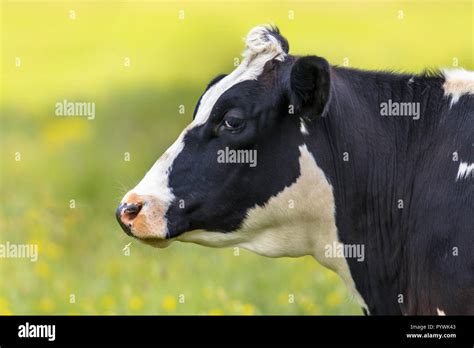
163, 29, 302, 238
165, 75, 304, 238
193, 74, 227, 120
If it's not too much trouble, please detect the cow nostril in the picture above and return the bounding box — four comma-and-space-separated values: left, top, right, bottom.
123, 203, 143, 220
116, 196, 145, 237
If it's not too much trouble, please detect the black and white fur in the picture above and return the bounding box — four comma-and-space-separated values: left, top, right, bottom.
117, 26, 474, 315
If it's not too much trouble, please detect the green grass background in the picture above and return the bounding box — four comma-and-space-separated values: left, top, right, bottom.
0, 0, 472, 315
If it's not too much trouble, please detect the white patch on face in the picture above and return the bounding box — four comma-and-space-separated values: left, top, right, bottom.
176, 145, 367, 309
121, 26, 287, 237
299, 118, 309, 135
193, 26, 286, 126
436, 307, 446, 315
456, 161, 474, 181
131, 135, 184, 202
120, 133, 186, 238
442, 68, 474, 106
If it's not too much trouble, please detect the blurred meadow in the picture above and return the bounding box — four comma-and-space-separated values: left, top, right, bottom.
0, 0, 472, 315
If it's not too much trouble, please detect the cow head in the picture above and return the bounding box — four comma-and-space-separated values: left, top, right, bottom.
116, 26, 334, 259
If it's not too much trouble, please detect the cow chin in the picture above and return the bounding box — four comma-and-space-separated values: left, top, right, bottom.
139, 238, 173, 249
130, 217, 174, 248
130, 214, 166, 238
129, 204, 189, 248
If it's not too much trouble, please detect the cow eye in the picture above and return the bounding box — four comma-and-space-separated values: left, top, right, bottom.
224, 118, 242, 129
220, 110, 245, 133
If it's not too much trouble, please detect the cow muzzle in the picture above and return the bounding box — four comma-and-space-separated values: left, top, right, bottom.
115, 192, 171, 246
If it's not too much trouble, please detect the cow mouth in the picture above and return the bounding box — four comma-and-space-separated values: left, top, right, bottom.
132, 223, 187, 248
138, 236, 174, 249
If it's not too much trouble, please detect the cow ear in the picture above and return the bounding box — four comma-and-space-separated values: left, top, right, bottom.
289, 56, 331, 119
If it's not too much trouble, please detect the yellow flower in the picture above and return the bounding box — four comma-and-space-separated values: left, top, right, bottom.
81, 301, 96, 314
208, 309, 224, 315
101, 295, 116, 310
227, 300, 241, 313
45, 242, 62, 260
299, 296, 318, 314
34, 261, 51, 279
38, 297, 55, 313
0, 297, 9, 309
162, 296, 177, 312
42, 120, 90, 150
128, 296, 144, 311
325, 292, 342, 308
241, 303, 255, 315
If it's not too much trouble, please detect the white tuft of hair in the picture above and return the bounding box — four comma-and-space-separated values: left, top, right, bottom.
442, 68, 474, 106
456, 161, 474, 181
243, 25, 286, 63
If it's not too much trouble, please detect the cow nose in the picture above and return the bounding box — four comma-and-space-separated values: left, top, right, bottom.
115, 200, 143, 236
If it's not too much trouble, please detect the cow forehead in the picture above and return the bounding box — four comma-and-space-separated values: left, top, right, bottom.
192, 26, 287, 128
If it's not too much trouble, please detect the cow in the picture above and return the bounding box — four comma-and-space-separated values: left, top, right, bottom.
116, 25, 474, 315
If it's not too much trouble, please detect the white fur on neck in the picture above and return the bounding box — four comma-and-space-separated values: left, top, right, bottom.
177, 145, 367, 309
